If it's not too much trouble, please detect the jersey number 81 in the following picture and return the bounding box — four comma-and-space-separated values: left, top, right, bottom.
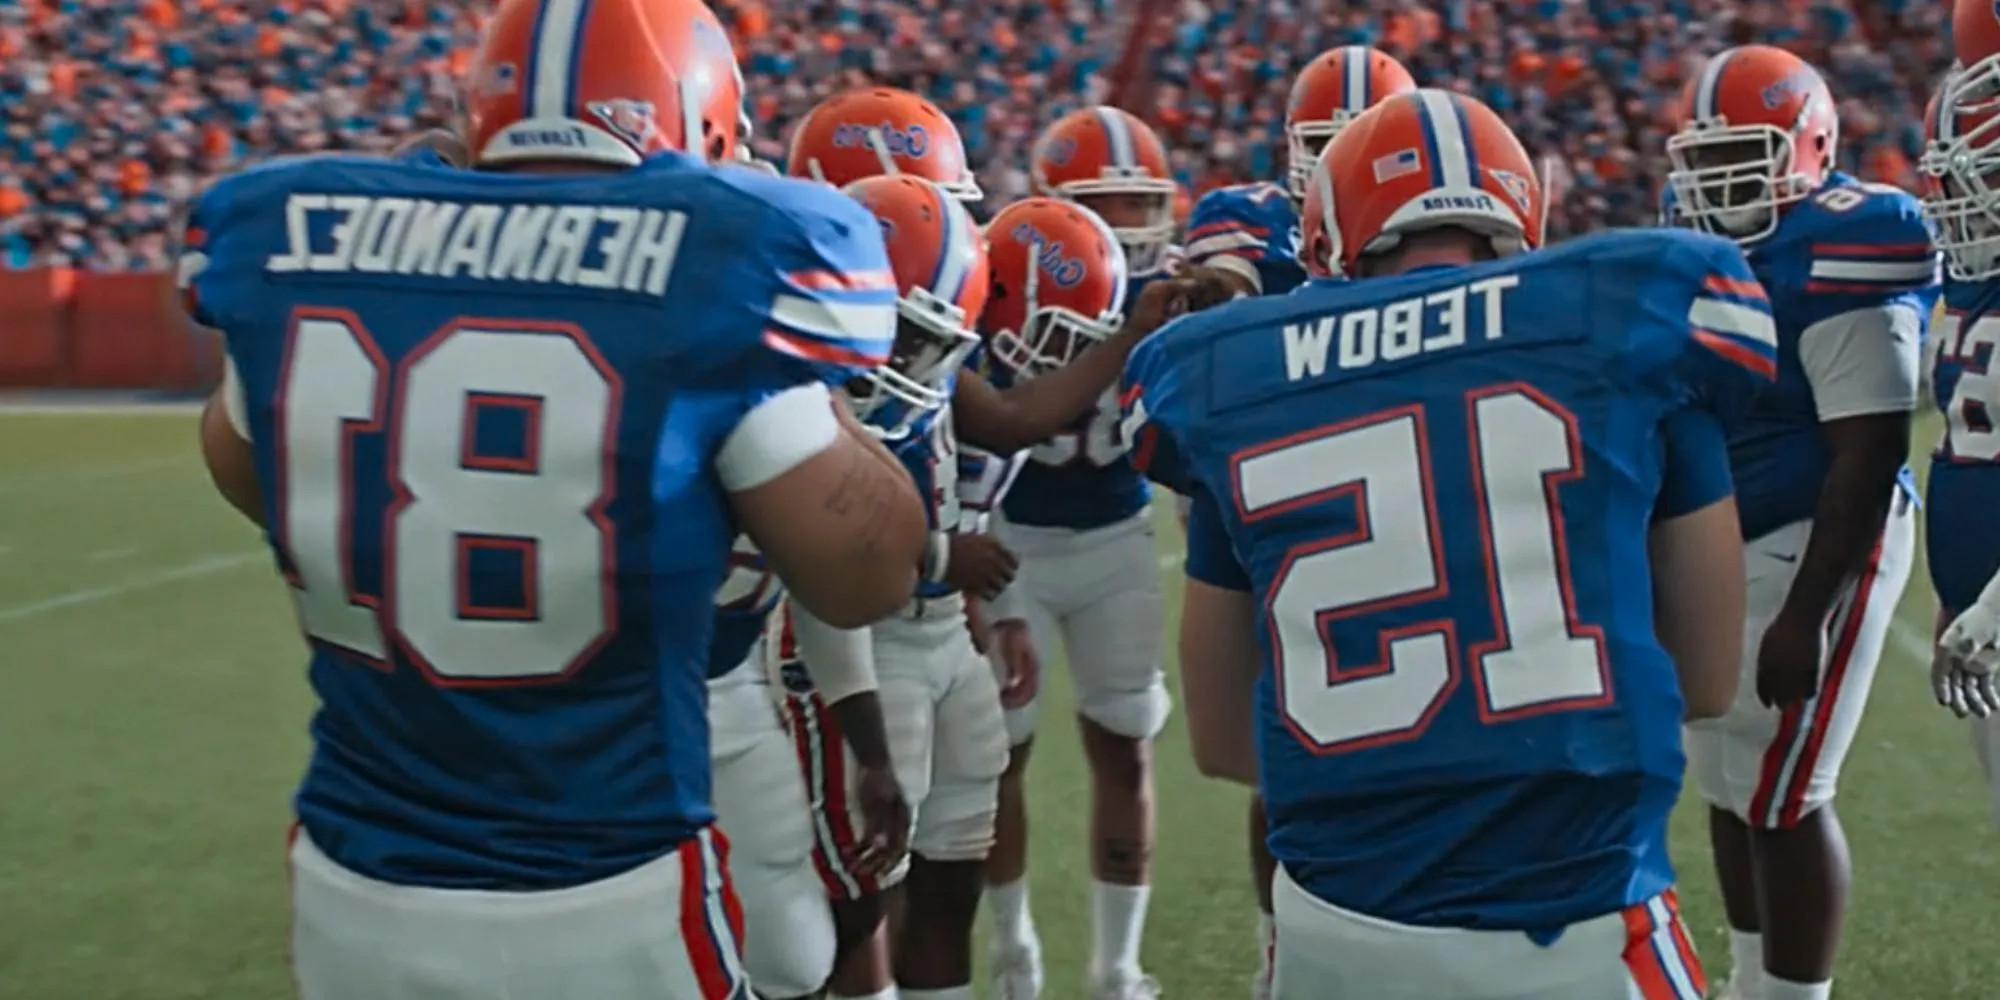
1233, 386, 1610, 753
275, 309, 618, 686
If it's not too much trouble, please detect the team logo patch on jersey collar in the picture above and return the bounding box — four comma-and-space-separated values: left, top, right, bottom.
588, 99, 659, 149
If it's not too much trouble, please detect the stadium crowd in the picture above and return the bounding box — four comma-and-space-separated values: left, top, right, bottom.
0, 0, 1953, 269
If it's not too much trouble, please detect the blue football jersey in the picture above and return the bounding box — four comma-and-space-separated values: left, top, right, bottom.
1710, 172, 1939, 540
998, 262, 1171, 530
1124, 228, 1774, 933
709, 535, 784, 679
1929, 278, 2000, 612
183, 151, 894, 889
1184, 182, 1306, 297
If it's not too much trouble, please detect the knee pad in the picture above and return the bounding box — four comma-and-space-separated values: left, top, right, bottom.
736, 864, 836, 998
912, 779, 999, 862
1078, 678, 1173, 742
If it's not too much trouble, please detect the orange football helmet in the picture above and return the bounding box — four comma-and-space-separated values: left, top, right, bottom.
1030, 107, 1177, 270
839, 175, 989, 438
983, 197, 1129, 374
1955, 0, 2000, 107
786, 87, 980, 201
464, 0, 743, 169
1285, 46, 1418, 200
1665, 45, 1839, 242
1302, 89, 1541, 279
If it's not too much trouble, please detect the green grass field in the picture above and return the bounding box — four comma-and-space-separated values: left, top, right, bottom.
1, 409, 1996, 1000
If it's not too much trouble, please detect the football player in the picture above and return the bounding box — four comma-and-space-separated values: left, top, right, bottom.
1663, 45, 1936, 1000
1174, 48, 1416, 999
1181, 46, 1416, 301
1128, 88, 1766, 1000
977, 107, 1182, 1000
1919, 14, 2000, 820
186, 0, 932, 998
706, 176, 991, 1000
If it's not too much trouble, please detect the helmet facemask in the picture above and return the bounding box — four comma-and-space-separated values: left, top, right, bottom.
1069, 185, 1176, 272
846, 290, 979, 441
1288, 112, 1358, 201
1665, 124, 1816, 243
1924, 81, 2000, 282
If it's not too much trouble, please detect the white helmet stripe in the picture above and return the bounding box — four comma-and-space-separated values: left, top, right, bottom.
1095, 107, 1137, 169
1416, 90, 1475, 189
528, 0, 590, 119
1342, 46, 1370, 112
929, 189, 978, 303
1693, 49, 1736, 121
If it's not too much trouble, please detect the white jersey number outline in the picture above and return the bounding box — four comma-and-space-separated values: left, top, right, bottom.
1936, 311, 2000, 462
1234, 387, 1609, 752
1029, 387, 1129, 467
276, 311, 617, 684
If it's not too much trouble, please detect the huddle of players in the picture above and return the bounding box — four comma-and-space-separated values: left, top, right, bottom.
171, 0, 2000, 995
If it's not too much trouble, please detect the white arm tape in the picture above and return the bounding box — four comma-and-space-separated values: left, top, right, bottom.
791, 600, 878, 704
219, 356, 251, 441
983, 581, 1026, 623
1202, 252, 1262, 295
717, 382, 840, 492
1797, 305, 1921, 422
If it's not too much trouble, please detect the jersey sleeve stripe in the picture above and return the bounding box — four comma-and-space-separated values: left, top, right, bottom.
1806, 257, 1937, 285
1692, 329, 1777, 379
762, 328, 888, 367
1810, 241, 1934, 259
1701, 274, 1766, 304
1186, 231, 1269, 262
1686, 296, 1776, 347
1187, 220, 1271, 239
784, 267, 897, 293
768, 289, 896, 343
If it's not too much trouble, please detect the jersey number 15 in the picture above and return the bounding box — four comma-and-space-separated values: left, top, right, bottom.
1234, 387, 1611, 754
275, 310, 617, 685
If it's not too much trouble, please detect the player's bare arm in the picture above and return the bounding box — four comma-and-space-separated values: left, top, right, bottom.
1781, 412, 1909, 624
955, 274, 1233, 453
788, 602, 912, 877
197, 361, 263, 527
1179, 578, 1260, 786
730, 391, 928, 628
1650, 496, 1747, 720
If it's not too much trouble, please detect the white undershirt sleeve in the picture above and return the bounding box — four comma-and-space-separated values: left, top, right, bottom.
715, 382, 841, 492
790, 600, 878, 704
1796, 304, 1922, 422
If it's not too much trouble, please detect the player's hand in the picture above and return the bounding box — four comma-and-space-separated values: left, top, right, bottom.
846, 761, 912, 880
1117, 272, 1237, 340
990, 618, 1040, 710
1935, 604, 2000, 718
945, 533, 1018, 600
1755, 608, 1823, 708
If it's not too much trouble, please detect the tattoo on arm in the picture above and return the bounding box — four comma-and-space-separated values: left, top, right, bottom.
824, 445, 896, 557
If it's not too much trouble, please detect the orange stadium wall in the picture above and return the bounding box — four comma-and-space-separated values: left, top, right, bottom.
0, 269, 221, 391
